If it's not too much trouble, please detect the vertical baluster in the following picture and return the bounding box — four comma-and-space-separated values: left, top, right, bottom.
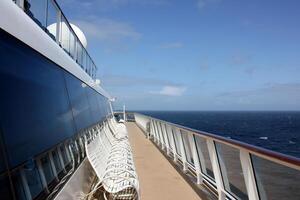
207, 139, 225, 200
240, 150, 259, 200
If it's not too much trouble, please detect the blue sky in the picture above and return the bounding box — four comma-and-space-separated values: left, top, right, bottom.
58, 0, 300, 111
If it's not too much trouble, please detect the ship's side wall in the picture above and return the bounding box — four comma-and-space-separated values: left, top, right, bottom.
0, 1, 112, 199
0, 26, 111, 199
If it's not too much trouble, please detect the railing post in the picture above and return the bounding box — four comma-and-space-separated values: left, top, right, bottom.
188, 134, 203, 184
240, 150, 259, 200
175, 128, 188, 171
207, 139, 225, 200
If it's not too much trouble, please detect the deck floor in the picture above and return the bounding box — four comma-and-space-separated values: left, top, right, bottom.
126, 122, 202, 200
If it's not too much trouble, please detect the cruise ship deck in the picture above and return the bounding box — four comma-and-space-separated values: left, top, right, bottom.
126, 122, 203, 200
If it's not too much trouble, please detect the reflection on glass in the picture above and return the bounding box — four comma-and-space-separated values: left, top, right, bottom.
215, 142, 248, 199
159, 122, 167, 145
60, 145, 69, 165
194, 135, 215, 179
0, 175, 13, 199
163, 124, 171, 148
12, 171, 27, 200
52, 150, 62, 173
64, 72, 93, 131
172, 129, 182, 156
61, 17, 70, 53
46, 0, 58, 41
252, 155, 300, 200
165, 125, 174, 151
24, 162, 43, 198
40, 155, 54, 184
77, 41, 83, 66
181, 131, 194, 165
0, 34, 76, 167
25, 0, 47, 28
69, 32, 76, 58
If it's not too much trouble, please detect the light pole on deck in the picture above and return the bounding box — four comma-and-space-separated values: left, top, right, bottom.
123, 104, 126, 122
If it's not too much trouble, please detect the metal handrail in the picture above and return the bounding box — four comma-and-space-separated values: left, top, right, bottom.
134, 112, 300, 200
134, 113, 300, 169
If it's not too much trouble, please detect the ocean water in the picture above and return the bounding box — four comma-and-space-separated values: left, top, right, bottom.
137, 111, 300, 158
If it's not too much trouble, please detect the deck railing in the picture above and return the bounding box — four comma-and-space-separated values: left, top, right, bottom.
13, 0, 97, 79
134, 113, 300, 200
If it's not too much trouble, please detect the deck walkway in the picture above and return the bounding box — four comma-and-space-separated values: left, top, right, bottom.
126, 122, 202, 200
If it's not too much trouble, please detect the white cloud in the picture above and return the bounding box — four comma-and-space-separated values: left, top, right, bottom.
216, 83, 300, 107
102, 74, 173, 87
159, 42, 183, 49
59, 0, 169, 12
74, 18, 141, 42
197, 0, 222, 10
152, 86, 187, 96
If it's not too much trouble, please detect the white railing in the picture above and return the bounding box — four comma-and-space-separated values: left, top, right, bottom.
134, 113, 300, 200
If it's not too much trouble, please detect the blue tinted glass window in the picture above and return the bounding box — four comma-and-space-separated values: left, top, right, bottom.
24, 163, 43, 198
64, 72, 93, 131
0, 174, 13, 200
25, 0, 47, 28
52, 150, 62, 173
0, 29, 76, 167
86, 87, 102, 124
40, 155, 54, 184
0, 132, 7, 173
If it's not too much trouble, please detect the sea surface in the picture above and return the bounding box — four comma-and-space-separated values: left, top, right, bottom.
137, 111, 300, 158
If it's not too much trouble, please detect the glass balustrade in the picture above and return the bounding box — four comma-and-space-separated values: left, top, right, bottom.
14, 0, 97, 79
251, 155, 300, 200
134, 113, 300, 200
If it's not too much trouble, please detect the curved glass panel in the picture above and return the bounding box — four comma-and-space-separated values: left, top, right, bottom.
40, 155, 55, 184
181, 131, 194, 165
252, 155, 300, 200
194, 135, 215, 180
215, 142, 248, 199
172, 129, 182, 156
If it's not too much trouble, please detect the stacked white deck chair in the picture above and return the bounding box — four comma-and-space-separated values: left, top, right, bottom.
86, 117, 139, 200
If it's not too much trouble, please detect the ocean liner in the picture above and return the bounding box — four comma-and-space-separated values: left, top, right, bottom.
0, 0, 299, 200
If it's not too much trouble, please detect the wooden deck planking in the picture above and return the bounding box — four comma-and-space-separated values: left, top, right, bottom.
126, 122, 202, 200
